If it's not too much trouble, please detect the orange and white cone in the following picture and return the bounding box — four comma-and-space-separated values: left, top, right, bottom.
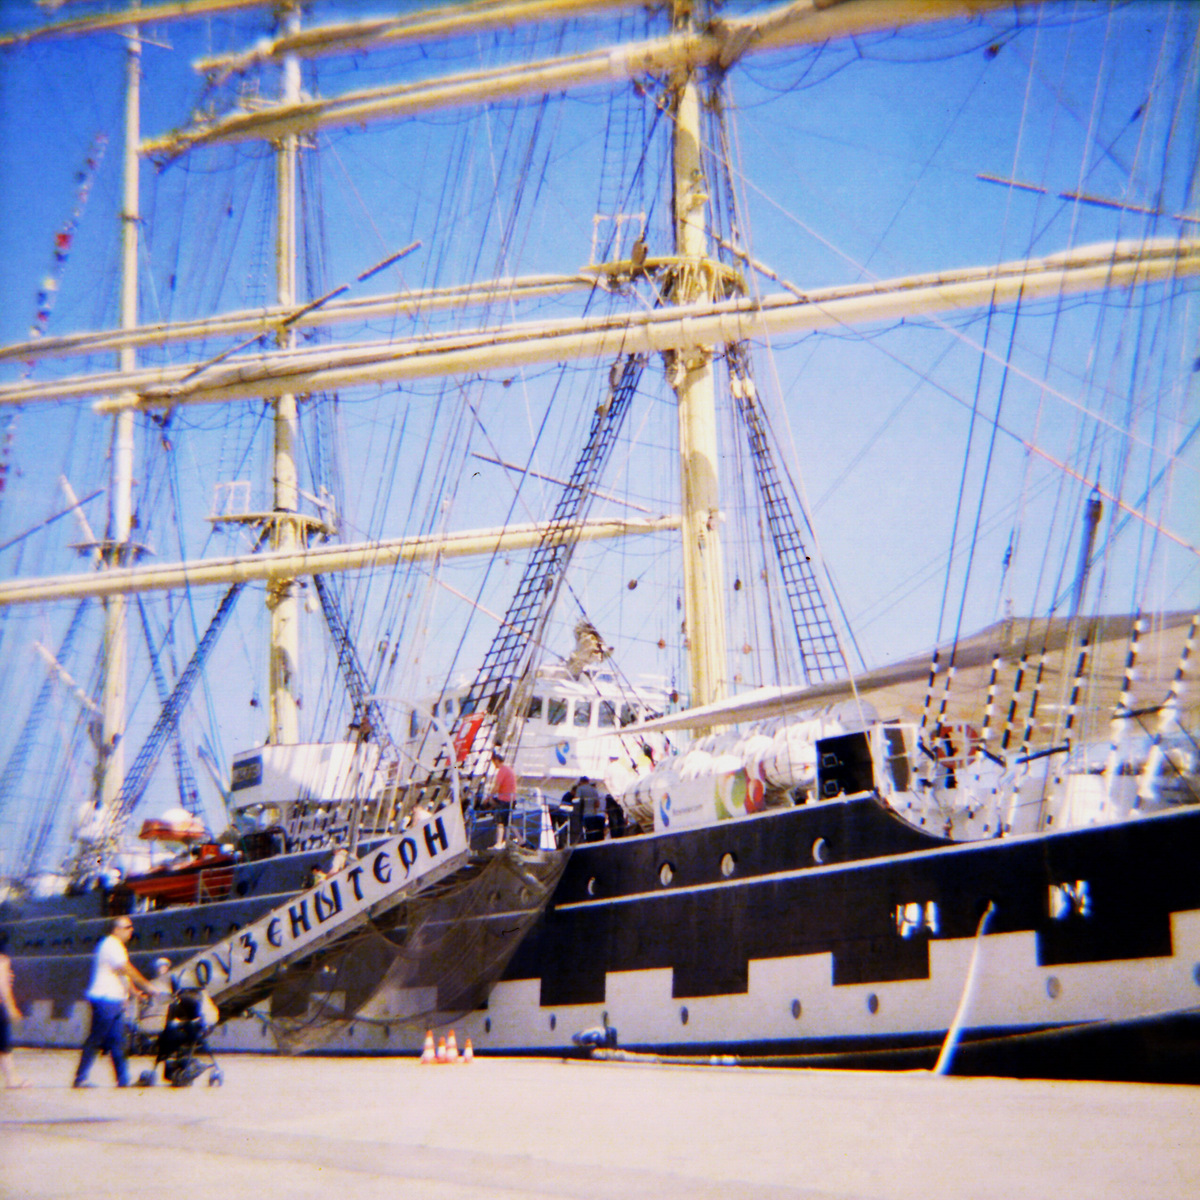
462, 1038, 474, 1064
419, 1030, 436, 1064
446, 1029, 459, 1063
436, 1036, 447, 1063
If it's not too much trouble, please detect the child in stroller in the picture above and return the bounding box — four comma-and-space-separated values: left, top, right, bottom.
136, 982, 223, 1087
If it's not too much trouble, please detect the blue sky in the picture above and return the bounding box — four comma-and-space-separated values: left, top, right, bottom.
0, 1, 1196, 858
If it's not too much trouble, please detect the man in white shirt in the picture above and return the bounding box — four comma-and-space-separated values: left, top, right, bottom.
72, 916, 151, 1088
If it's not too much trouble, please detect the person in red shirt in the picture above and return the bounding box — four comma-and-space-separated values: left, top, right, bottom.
489, 751, 517, 846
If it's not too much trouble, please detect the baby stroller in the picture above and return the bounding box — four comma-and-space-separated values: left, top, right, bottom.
136, 987, 223, 1087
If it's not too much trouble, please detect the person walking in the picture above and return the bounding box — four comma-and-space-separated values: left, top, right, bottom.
0, 932, 27, 1088
72, 916, 151, 1088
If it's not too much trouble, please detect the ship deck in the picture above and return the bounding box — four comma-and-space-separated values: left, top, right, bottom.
3, 1048, 1197, 1198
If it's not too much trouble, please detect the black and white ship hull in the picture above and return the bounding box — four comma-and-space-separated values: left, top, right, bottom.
9, 793, 1200, 1082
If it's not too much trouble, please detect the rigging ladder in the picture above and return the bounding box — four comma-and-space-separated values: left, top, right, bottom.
136, 595, 204, 819
65, 582, 245, 880
311, 571, 399, 759
406, 352, 646, 809
726, 341, 847, 684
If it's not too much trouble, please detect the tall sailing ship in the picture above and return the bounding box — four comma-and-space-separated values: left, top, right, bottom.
0, 0, 1197, 1080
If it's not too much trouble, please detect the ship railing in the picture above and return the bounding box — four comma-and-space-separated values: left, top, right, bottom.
464, 789, 619, 849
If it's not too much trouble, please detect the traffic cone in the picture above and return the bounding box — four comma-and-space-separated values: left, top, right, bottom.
538, 802, 556, 850
436, 1036, 447, 1063
462, 1038, 474, 1063
419, 1030, 436, 1064
446, 1029, 459, 1063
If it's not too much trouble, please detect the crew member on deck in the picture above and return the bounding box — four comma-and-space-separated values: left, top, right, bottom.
576, 777, 605, 842
489, 751, 517, 847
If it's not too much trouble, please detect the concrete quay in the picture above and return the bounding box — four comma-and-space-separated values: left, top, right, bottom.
2, 1048, 1198, 1199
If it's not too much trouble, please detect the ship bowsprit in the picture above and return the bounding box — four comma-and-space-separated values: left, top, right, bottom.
241, 842, 568, 1054
165, 806, 477, 1023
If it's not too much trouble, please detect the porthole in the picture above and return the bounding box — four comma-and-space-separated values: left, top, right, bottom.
791, 999, 802, 1020
719, 853, 736, 878
586, 877, 597, 896
549, 1014, 557, 1031
484, 1017, 492, 1034
1193, 963, 1200, 987
866, 993, 879, 1015
812, 838, 828, 865
680, 1006, 689, 1026
1046, 975, 1062, 1000
659, 862, 675, 886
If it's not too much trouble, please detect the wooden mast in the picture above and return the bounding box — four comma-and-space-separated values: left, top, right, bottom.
670, 0, 727, 712
268, 1, 303, 745
97, 6, 141, 828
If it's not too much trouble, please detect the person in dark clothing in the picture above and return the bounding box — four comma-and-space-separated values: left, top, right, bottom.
558, 783, 582, 843
604, 794, 626, 839
576, 777, 606, 842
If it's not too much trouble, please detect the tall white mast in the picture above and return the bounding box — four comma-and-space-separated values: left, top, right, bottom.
269, 1, 303, 745
98, 7, 141, 820
670, 0, 728, 711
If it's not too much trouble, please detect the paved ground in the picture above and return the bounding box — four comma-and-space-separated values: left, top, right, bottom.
2, 1048, 1198, 1199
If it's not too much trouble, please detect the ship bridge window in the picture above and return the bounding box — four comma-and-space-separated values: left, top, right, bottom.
442, 698, 455, 716
598, 701, 616, 728
409, 711, 420, 739
527, 695, 543, 721
574, 700, 593, 728
459, 697, 476, 716
620, 703, 638, 728
547, 698, 567, 726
